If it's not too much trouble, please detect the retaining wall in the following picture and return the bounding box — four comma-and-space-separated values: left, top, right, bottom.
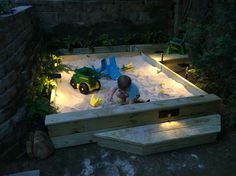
14, 0, 174, 32
0, 6, 41, 155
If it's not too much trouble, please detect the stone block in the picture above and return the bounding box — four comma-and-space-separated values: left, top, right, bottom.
3, 70, 18, 89
0, 86, 17, 109
58, 12, 81, 24
0, 49, 7, 64
0, 131, 17, 157
10, 104, 27, 125
0, 87, 24, 124
5, 27, 31, 60
39, 12, 59, 29
0, 79, 4, 93
0, 64, 5, 79
0, 17, 31, 49
0, 118, 13, 141
0, 99, 17, 124
0, 104, 26, 140
36, 2, 64, 12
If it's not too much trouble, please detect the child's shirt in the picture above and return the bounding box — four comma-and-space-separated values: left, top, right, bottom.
121, 82, 139, 100
128, 83, 140, 100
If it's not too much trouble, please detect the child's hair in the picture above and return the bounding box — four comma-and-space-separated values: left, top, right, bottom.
118, 75, 131, 90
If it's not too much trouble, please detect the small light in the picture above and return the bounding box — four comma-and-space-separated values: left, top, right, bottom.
50, 89, 56, 103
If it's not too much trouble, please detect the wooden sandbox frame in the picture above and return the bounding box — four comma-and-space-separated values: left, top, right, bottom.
45, 45, 221, 150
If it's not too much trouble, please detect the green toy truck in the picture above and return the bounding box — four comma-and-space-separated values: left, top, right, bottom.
70, 67, 101, 94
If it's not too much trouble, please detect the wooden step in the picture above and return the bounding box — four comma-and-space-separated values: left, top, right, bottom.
47, 94, 220, 149
94, 114, 221, 155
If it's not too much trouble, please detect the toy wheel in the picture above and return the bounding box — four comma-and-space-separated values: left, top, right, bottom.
79, 83, 90, 94
95, 80, 101, 91
70, 78, 77, 89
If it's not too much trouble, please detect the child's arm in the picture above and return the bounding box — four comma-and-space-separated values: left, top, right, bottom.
127, 83, 140, 104
108, 87, 118, 101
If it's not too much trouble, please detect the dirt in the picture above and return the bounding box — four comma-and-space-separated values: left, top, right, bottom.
1, 130, 236, 176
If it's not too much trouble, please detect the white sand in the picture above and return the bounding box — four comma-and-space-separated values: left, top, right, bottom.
54, 55, 193, 113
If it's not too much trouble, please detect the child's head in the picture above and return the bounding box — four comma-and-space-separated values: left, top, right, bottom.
118, 75, 131, 91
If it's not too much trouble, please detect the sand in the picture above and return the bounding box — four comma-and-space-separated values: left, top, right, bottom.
54, 55, 193, 113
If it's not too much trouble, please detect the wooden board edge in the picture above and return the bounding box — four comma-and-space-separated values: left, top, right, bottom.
94, 114, 221, 136
96, 132, 218, 155
47, 98, 221, 137
97, 133, 217, 155
45, 94, 221, 126
50, 127, 123, 149
141, 52, 207, 95
51, 114, 221, 149
94, 114, 221, 146
142, 133, 218, 155
97, 138, 143, 155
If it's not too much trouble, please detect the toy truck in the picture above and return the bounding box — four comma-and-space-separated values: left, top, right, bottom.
70, 67, 101, 94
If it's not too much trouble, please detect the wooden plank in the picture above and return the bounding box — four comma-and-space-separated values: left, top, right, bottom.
98, 133, 217, 155
46, 94, 219, 125
46, 94, 220, 137
141, 52, 206, 95
50, 114, 220, 149
47, 99, 219, 137
47, 106, 217, 138
95, 114, 221, 155
59, 44, 165, 55
143, 134, 217, 155
146, 53, 189, 63
0, 118, 13, 140
62, 52, 139, 62
98, 138, 144, 155
47, 110, 158, 137
51, 131, 96, 149
51, 127, 121, 149
134, 44, 167, 53
59, 45, 130, 55
95, 114, 221, 145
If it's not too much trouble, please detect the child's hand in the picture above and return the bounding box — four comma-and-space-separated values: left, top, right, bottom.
107, 95, 113, 102
107, 87, 117, 102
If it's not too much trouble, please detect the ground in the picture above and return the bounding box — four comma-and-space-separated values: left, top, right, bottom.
1, 130, 236, 176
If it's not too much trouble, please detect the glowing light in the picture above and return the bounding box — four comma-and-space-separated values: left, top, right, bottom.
50, 88, 56, 103
160, 121, 183, 129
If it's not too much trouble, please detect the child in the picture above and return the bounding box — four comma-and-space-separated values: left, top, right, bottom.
108, 75, 140, 104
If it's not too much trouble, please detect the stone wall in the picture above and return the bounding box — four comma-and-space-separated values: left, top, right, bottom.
13, 0, 174, 32
0, 6, 41, 155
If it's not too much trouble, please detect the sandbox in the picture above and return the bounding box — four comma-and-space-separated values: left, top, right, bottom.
45, 48, 220, 151
54, 53, 193, 113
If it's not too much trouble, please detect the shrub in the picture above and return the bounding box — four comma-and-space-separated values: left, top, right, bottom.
0, 0, 11, 14
26, 53, 69, 120
187, 1, 236, 126
96, 34, 117, 47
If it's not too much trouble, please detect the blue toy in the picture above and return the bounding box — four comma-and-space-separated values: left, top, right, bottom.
92, 56, 122, 80
92, 58, 107, 73
107, 56, 122, 80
